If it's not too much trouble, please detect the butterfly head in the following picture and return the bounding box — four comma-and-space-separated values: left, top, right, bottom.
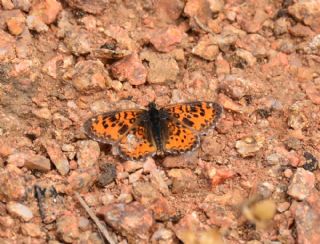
148, 102, 157, 110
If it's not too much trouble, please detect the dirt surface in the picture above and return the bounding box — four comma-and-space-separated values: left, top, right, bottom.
1, 0, 320, 243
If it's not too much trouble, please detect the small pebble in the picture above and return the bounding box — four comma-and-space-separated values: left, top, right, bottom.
284, 168, 293, 178
287, 168, 315, 200
235, 135, 265, 157
277, 202, 290, 213
7, 202, 33, 221
97, 164, 116, 187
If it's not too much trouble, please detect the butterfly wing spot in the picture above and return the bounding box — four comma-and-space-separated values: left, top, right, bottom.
164, 121, 200, 154
117, 125, 157, 161
164, 101, 222, 132
84, 110, 144, 144
182, 117, 194, 127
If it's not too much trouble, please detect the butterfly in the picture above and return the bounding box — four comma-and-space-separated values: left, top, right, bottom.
84, 101, 223, 161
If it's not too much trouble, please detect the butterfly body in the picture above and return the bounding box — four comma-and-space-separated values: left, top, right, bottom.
84, 101, 222, 161
146, 102, 167, 153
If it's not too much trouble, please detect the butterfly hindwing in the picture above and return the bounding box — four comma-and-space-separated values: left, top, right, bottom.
117, 120, 157, 161
163, 101, 222, 132
163, 120, 200, 154
84, 109, 145, 144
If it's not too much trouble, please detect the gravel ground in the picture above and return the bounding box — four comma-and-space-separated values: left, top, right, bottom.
0, 0, 320, 243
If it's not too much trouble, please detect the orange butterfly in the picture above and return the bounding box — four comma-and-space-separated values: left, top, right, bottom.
84, 101, 222, 161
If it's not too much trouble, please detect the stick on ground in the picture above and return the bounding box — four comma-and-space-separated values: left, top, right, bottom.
75, 192, 117, 244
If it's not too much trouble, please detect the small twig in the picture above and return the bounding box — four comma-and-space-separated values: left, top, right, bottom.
75, 192, 117, 244
34, 185, 46, 222
194, 16, 214, 35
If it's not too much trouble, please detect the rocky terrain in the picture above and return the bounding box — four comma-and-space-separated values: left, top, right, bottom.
0, 0, 320, 243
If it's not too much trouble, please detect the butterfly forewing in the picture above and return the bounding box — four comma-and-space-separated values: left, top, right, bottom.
163, 101, 222, 132
118, 120, 157, 161
84, 109, 145, 144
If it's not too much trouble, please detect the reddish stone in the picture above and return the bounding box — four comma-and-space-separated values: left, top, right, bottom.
64, 28, 105, 55
150, 169, 170, 196
184, 0, 204, 18
262, 52, 289, 75
6, 15, 25, 35
235, 48, 256, 66
288, 168, 315, 201
64, 0, 107, 14
168, 169, 198, 193
12, 0, 31, 11
52, 113, 73, 130
215, 54, 230, 76
56, 214, 80, 243
26, 15, 48, 32
0, 140, 15, 158
289, 23, 315, 37
192, 34, 219, 61
98, 202, 154, 243
42, 54, 64, 79
72, 60, 111, 92
154, 0, 184, 21
296, 67, 314, 82
215, 116, 234, 134
277, 202, 290, 213
291, 191, 320, 243
76, 140, 100, 168
162, 152, 198, 169
140, 50, 179, 84
43, 139, 69, 175
0, 216, 14, 229
128, 169, 143, 183
200, 137, 224, 161
143, 157, 157, 173
210, 168, 236, 187
133, 182, 174, 220
305, 83, 320, 105
0, 30, 16, 61
288, 2, 320, 32
174, 212, 207, 241
184, 0, 217, 31
208, 0, 224, 13
2, 0, 14, 9
30, 0, 62, 25
200, 202, 235, 228
218, 75, 250, 100
7, 202, 33, 222
150, 25, 184, 53
123, 160, 143, 173
111, 53, 147, 86
7, 151, 51, 172
67, 167, 98, 193
21, 223, 43, 237
80, 15, 96, 31
235, 135, 265, 158
218, 93, 244, 113
239, 8, 269, 33
32, 107, 52, 120
286, 151, 302, 167
151, 227, 176, 244
103, 24, 134, 51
